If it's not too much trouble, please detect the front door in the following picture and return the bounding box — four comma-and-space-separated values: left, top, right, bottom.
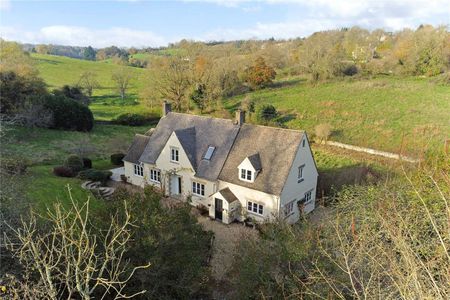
215, 198, 223, 220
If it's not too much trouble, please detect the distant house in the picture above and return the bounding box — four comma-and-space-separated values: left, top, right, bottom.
123, 102, 318, 224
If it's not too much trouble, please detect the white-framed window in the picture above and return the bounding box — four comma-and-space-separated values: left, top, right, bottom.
247, 201, 263, 215
192, 181, 205, 196
298, 164, 305, 183
305, 190, 313, 203
134, 164, 143, 177
302, 139, 306, 147
149, 168, 161, 183
284, 201, 295, 216
170, 147, 179, 162
240, 169, 253, 182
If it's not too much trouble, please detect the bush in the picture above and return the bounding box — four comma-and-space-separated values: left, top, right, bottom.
314, 123, 332, 143
37, 94, 94, 131
53, 166, 76, 177
342, 64, 358, 76
112, 113, 147, 126
256, 104, 278, 122
64, 155, 83, 172
78, 169, 112, 184
82, 157, 92, 169
110, 153, 125, 165
1, 158, 29, 175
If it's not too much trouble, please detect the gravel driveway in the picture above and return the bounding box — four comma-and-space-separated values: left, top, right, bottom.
197, 216, 258, 298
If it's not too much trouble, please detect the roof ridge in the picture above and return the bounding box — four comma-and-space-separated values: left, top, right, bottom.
168, 111, 235, 123
168, 111, 305, 133
242, 123, 305, 133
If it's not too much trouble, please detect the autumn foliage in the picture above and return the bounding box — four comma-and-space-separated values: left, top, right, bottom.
244, 56, 276, 89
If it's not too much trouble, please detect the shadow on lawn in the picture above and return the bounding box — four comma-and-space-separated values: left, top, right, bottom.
91, 94, 140, 106
269, 78, 305, 89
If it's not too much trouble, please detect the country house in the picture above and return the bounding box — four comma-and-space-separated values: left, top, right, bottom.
123, 102, 318, 224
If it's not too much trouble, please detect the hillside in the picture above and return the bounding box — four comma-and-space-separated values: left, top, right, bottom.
228, 76, 450, 155
32, 53, 153, 120
33, 54, 449, 155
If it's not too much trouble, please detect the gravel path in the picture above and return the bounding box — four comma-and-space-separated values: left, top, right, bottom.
197, 217, 258, 298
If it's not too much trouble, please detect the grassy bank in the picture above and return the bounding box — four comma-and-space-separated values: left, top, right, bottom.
225, 76, 450, 155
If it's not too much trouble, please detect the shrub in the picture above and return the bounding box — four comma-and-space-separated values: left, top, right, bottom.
64, 155, 83, 172
53, 166, 76, 178
342, 64, 358, 76
315, 123, 332, 143
256, 104, 278, 122
53, 85, 90, 106
82, 157, 92, 169
112, 113, 146, 126
110, 153, 125, 165
196, 204, 209, 216
38, 94, 94, 131
1, 158, 29, 175
78, 169, 112, 184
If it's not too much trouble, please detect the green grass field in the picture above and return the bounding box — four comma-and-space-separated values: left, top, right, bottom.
33, 54, 449, 154
225, 76, 450, 155
32, 53, 155, 120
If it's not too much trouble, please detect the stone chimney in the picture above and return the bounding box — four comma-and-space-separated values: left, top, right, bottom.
235, 109, 245, 126
162, 101, 172, 117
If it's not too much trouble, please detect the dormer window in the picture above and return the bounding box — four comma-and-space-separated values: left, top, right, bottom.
238, 153, 261, 183
240, 168, 253, 182
170, 147, 179, 162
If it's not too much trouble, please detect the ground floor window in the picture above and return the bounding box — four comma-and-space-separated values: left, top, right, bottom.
247, 201, 263, 215
149, 168, 161, 183
192, 181, 205, 196
305, 190, 313, 203
284, 201, 295, 216
134, 164, 143, 177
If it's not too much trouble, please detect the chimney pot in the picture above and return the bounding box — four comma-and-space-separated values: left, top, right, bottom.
235, 109, 245, 125
162, 100, 172, 117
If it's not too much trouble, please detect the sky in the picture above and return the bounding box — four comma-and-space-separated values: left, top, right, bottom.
0, 0, 449, 48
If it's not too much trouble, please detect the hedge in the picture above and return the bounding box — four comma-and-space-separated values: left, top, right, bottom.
82, 157, 92, 169
64, 155, 83, 172
78, 169, 112, 184
53, 166, 76, 178
112, 113, 146, 126
110, 153, 125, 165
40, 94, 94, 131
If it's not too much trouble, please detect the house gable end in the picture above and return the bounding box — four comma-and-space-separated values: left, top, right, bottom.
155, 131, 195, 173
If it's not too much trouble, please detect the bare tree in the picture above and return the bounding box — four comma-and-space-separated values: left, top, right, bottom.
18, 100, 53, 128
4, 189, 150, 299
147, 57, 191, 111
77, 71, 100, 97
112, 68, 133, 101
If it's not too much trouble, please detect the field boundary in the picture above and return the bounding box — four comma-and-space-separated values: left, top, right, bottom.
325, 141, 420, 163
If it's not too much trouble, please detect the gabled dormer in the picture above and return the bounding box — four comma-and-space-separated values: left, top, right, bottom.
237, 153, 261, 183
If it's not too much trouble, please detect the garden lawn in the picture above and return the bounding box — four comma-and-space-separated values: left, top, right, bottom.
226, 76, 450, 155
25, 164, 105, 213
2, 124, 149, 163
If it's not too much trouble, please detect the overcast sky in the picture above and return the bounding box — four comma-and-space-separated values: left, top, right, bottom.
0, 0, 449, 48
